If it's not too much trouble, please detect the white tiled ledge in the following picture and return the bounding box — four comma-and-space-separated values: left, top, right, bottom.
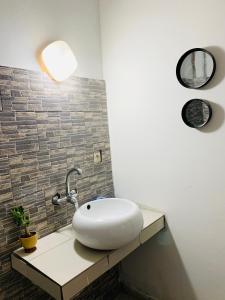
11, 208, 164, 300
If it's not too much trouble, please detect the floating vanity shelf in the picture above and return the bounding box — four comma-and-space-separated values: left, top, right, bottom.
11, 207, 164, 300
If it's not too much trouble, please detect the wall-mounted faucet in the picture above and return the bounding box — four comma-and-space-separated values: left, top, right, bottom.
52, 168, 82, 209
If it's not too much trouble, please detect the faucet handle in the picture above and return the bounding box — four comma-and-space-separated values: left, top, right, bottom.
69, 189, 78, 201
70, 189, 78, 196
52, 193, 67, 205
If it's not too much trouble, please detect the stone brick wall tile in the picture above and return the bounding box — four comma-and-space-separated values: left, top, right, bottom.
0, 65, 114, 299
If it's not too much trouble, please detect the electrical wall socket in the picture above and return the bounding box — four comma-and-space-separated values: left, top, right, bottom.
94, 150, 102, 164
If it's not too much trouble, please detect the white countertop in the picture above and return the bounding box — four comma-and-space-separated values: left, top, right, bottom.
12, 208, 164, 300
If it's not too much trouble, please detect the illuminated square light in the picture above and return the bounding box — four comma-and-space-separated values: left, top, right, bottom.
41, 41, 78, 82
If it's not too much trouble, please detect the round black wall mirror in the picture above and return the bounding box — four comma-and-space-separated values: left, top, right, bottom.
176, 48, 216, 89
181, 99, 212, 128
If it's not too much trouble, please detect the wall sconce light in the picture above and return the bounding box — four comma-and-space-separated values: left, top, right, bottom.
41, 41, 78, 82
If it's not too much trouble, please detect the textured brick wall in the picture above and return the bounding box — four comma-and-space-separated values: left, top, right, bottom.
0, 66, 114, 299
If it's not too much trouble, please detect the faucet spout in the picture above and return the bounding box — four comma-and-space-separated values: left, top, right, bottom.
66, 168, 82, 196
52, 167, 82, 207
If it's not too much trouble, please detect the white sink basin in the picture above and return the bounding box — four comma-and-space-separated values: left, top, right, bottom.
72, 198, 143, 250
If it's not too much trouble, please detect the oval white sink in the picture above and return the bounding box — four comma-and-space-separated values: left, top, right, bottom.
72, 198, 143, 250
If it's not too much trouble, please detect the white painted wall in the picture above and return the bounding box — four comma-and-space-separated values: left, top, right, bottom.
99, 1, 225, 299
0, 0, 102, 79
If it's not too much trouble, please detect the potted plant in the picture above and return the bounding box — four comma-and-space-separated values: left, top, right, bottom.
11, 206, 38, 253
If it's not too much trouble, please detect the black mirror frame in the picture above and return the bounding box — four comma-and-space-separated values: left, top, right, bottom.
181, 99, 212, 128
176, 48, 216, 89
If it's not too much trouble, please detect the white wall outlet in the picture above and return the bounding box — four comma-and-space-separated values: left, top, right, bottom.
94, 150, 102, 164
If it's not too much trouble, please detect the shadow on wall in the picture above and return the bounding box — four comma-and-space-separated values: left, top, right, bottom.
120, 224, 197, 300
203, 46, 225, 90
200, 101, 225, 133
198, 46, 225, 133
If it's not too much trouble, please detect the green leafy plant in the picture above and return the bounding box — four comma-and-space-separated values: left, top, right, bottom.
11, 206, 31, 237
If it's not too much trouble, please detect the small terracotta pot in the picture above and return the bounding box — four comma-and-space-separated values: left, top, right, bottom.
20, 232, 38, 253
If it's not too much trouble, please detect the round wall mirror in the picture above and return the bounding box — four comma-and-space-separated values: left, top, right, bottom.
181, 99, 212, 128
176, 48, 216, 88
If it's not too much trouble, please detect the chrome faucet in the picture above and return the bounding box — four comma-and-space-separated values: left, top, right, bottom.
52, 168, 82, 209
66, 168, 82, 206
